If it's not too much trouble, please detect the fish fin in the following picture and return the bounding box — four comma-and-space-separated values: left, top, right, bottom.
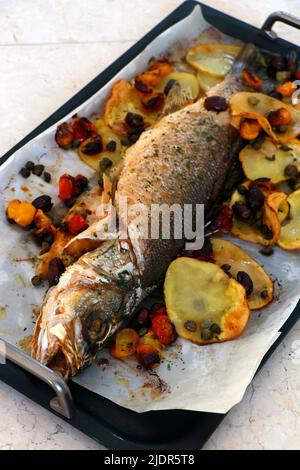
160, 82, 193, 117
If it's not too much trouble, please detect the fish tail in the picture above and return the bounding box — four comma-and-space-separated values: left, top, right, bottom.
230, 43, 259, 77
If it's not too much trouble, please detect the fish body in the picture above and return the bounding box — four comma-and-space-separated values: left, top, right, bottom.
32, 45, 257, 377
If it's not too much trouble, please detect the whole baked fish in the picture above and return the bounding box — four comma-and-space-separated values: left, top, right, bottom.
32, 44, 257, 377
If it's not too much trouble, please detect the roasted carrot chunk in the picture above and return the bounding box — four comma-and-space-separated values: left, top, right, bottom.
111, 328, 140, 359
136, 344, 161, 369
55, 122, 74, 149
242, 69, 262, 90
6, 200, 36, 228
240, 119, 262, 140
275, 81, 297, 97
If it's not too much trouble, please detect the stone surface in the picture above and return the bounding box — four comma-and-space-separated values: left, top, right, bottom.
0, 0, 300, 450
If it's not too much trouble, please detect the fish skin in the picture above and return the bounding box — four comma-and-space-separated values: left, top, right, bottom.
32, 46, 256, 376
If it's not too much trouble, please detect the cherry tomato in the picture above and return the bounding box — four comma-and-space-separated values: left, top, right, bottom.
151, 314, 177, 345
72, 116, 98, 142
67, 214, 89, 235
59, 174, 75, 200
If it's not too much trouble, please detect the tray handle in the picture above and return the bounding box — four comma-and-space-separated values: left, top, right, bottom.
261, 11, 300, 39
1, 339, 74, 419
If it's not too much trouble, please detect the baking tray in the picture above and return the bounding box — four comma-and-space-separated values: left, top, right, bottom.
0, 0, 300, 450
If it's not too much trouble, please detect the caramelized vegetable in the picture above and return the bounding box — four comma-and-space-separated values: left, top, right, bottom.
6, 200, 36, 228
151, 314, 177, 345
111, 328, 140, 359
230, 92, 300, 144
242, 69, 262, 90
211, 239, 274, 310
164, 258, 250, 344
55, 122, 74, 149
34, 209, 53, 232
275, 81, 297, 97
67, 214, 89, 235
71, 116, 98, 143
278, 189, 300, 249
240, 119, 262, 140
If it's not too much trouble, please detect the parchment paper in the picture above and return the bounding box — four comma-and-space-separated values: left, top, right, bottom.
0, 5, 299, 414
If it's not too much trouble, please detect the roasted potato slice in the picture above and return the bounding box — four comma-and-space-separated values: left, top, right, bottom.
211, 239, 273, 310
239, 137, 300, 183
78, 119, 122, 172
230, 188, 285, 246
278, 189, 300, 250
230, 92, 300, 144
157, 72, 200, 100
186, 44, 241, 77
197, 71, 223, 92
164, 257, 250, 344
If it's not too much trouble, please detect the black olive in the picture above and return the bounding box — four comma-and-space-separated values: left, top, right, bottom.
125, 112, 144, 130
99, 157, 113, 172
48, 257, 65, 286
131, 308, 151, 330
32, 164, 45, 177
43, 171, 51, 183
204, 96, 228, 112
20, 167, 30, 178
237, 185, 248, 196
268, 91, 282, 100
284, 164, 298, 178
237, 271, 254, 296
32, 195, 53, 212
164, 79, 177, 95
81, 136, 103, 155
260, 224, 273, 240
134, 78, 152, 94
247, 186, 265, 212
259, 246, 274, 256
106, 140, 117, 152
184, 320, 197, 332
221, 264, 232, 277
25, 161, 34, 171
271, 55, 287, 71
232, 201, 254, 224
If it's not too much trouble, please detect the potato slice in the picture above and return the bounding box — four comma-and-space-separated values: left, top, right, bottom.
230, 92, 300, 144
186, 44, 241, 77
103, 79, 159, 128
230, 188, 285, 246
164, 257, 249, 344
211, 239, 273, 310
197, 71, 223, 92
157, 72, 200, 100
278, 189, 300, 249
239, 137, 300, 183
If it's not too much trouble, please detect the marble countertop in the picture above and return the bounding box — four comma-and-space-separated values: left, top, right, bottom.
0, 0, 300, 450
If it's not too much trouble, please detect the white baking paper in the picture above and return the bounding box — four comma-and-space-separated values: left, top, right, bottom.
0, 5, 299, 414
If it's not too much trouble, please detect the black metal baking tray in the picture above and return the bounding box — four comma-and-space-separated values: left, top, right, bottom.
1, 0, 300, 450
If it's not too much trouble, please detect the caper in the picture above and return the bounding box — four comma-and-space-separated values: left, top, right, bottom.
201, 329, 213, 340
184, 320, 197, 332
31, 275, 42, 287
201, 319, 213, 329
260, 290, 269, 299
284, 164, 298, 178
210, 323, 221, 335
247, 96, 260, 106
